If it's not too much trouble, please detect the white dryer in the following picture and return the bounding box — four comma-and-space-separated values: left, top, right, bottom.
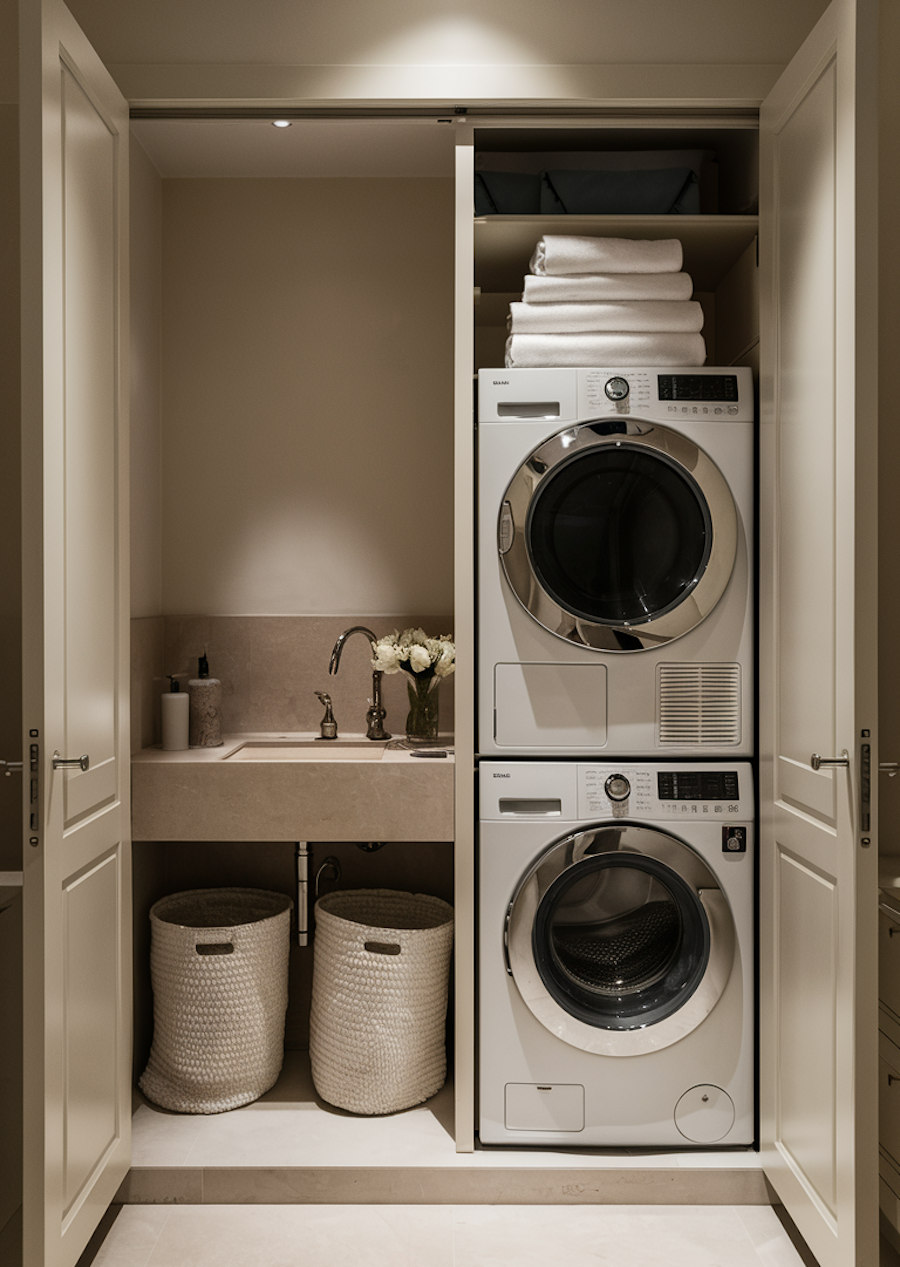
477, 366, 755, 758
479, 760, 755, 1148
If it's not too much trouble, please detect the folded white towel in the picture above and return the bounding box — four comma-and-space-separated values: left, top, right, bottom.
530, 235, 684, 276
522, 272, 694, 303
504, 332, 707, 369
508, 300, 704, 335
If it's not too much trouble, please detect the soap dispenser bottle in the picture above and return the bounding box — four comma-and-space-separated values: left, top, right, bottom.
188, 652, 223, 748
161, 675, 189, 751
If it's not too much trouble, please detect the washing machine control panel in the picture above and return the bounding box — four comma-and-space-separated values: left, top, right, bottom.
479, 762, 754, 822
578, 764, 752, 821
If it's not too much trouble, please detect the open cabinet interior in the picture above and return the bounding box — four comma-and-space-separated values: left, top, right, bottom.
470, 122, 760, 376
125, 111, 766, 1169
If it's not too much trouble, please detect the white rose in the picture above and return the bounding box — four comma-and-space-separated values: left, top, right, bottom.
434, 642, 456, 678
372, 642, 402, 673
408, 645, 431, 673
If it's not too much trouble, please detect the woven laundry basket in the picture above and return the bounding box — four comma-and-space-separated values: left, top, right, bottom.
310, 889, 454, 1115
139, 888, 292, 1114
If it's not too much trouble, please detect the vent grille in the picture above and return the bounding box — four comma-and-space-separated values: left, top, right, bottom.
658, 664, 741, 747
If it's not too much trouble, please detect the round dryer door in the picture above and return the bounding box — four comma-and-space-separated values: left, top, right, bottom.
498, 418, 738, 651
506, 823, 736, 1056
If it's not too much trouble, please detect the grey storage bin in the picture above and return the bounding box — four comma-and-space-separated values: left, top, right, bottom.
139, 887, 292, 1114
310, 889, 454, 1115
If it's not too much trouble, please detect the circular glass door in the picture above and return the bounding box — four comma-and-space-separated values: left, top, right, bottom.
499, 420, 737, 652
506, 824, 736, 1057
533, 854, 709, 1031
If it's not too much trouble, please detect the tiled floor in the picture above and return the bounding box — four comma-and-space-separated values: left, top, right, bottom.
83, 1202, 811, 1267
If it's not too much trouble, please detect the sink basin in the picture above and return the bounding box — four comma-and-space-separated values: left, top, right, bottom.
226, 739, 386, 761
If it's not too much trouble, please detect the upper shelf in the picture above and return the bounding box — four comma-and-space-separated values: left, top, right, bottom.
473, 215, 759, 294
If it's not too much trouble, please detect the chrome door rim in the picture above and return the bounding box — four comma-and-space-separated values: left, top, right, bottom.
506, 824, 736, 1057
498, 419, 738, 652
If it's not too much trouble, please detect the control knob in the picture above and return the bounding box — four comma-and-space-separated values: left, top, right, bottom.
604, 376, 630, 402
605, 773, 631, 818
604, 774, 631, 801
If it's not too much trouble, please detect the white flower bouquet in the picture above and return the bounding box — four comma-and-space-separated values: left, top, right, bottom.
371, 628, 455, 741
371, 628, 456, 680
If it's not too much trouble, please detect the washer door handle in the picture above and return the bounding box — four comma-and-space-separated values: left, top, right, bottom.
503, 902, 513, 976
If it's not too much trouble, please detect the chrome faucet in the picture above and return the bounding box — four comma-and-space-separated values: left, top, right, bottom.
328, 626, 391, 741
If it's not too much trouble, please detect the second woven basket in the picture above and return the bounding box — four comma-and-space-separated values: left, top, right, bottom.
309, 888, 454, 1115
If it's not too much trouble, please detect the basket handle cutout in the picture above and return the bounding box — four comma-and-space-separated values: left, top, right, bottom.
364, 940, 401, 955
195, 942, 234, 956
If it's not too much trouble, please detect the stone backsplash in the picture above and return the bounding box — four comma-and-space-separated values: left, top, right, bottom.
131, 614, 455, 753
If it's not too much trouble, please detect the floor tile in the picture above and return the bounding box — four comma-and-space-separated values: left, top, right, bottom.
131, 1104, 206, 1167
87, 1204, 809, 1267
450, 1204, 801, 1267
141, 1205, 455, 1267
89, 1206, 172, 1267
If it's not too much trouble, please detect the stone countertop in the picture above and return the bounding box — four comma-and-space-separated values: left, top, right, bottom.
131, 734, 455, 843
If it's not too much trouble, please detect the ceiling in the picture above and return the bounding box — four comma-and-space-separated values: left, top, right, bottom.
131, 117, 462, 178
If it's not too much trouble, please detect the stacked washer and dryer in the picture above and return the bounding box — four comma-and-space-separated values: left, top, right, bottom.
476, 365, 756, 1148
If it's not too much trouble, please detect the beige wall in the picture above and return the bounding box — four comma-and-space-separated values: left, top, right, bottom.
130, 134, 164, 619
160, 176, 455, 617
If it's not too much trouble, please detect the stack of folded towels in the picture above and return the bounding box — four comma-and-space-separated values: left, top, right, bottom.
504, 235, 707, 369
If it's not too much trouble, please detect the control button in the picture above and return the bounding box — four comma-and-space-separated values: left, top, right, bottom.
723, 827, 747, 853
604, 774, 631, 801
604, 376, 630, 402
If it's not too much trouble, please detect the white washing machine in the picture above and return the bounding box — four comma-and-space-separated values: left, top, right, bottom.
479, 760, 754, 1148
478, 366, 755, 758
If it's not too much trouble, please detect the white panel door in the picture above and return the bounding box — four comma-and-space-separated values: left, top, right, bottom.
19, 1, 131, 1264
759, 1, 879, 1265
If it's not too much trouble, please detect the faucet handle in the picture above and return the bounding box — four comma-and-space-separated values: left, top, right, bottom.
315, 691, 338, 740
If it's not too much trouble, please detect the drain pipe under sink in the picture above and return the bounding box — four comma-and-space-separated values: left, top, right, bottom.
295, 842, 309, 946
295, 844, 343, 946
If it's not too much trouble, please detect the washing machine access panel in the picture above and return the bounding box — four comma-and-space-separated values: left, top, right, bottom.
478, 761, 755, 1148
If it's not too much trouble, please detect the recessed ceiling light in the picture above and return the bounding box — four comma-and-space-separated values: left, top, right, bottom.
272, 119, 292, 128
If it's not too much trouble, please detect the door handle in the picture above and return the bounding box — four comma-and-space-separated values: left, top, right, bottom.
881, 762, 900, 778
52, 752, 89, 772
810, 752, 849, 771
0, 760, 23, 777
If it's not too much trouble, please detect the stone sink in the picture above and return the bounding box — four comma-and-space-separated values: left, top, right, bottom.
131, 733, 454, 842
226, 738, 388, 761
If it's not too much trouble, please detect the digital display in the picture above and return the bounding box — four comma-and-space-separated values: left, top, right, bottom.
658, 375, 739, 402
658, 771, 739, 800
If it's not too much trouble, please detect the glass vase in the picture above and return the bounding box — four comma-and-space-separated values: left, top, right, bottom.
405, 673, 440, 744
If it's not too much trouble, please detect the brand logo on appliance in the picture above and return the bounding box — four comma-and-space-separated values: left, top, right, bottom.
492, 380, 509, 385
492, 772, 511, 778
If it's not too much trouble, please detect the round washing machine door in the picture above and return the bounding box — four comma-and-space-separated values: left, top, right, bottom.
506, 823, 736, 1056
498, 418, 738, 651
